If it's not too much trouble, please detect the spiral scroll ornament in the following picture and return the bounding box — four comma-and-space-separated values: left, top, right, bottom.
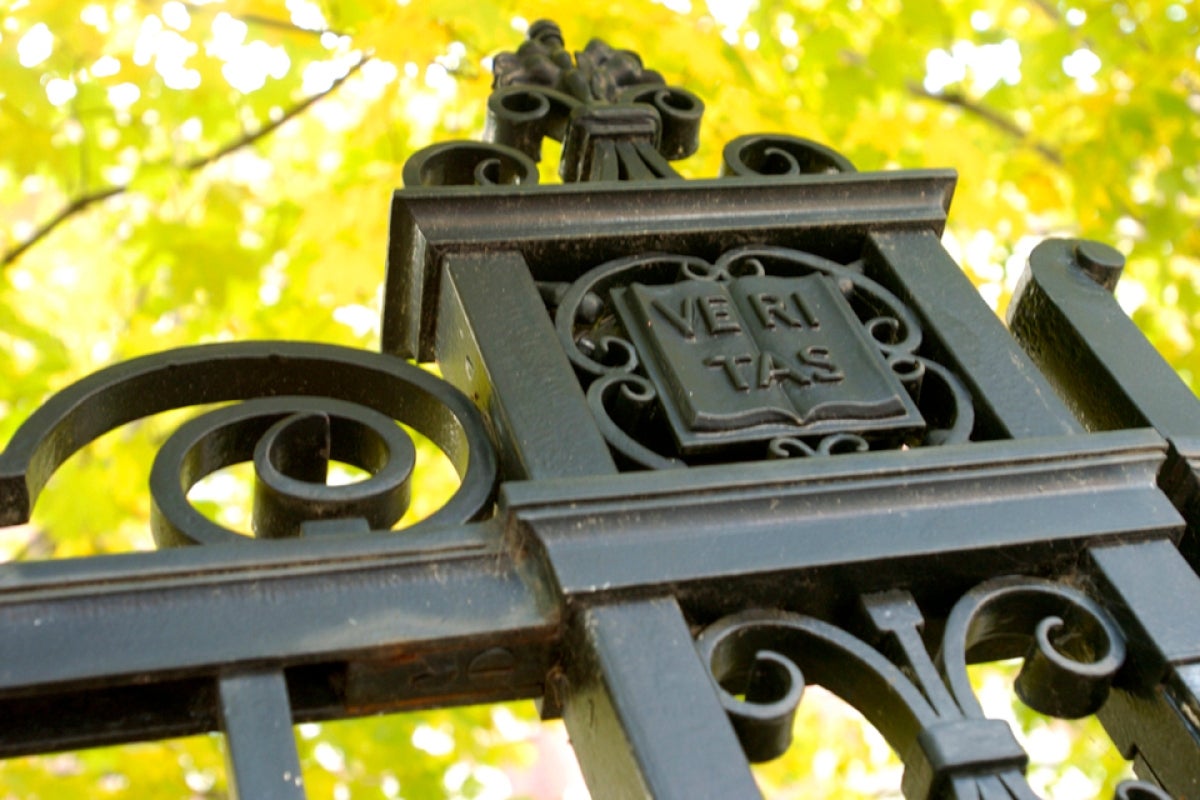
696, 577, 1132, 798
0, 342, 497, 546
402, 140, 539, 187
721, 133, 857, 177
548, 245, 972, 468
1113, 781, 1173, 800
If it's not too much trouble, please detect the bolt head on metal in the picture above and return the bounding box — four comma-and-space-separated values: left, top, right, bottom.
1072, 240, 1124, 292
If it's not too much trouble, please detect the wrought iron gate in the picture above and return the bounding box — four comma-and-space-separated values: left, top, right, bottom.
3, 19, 1200, 799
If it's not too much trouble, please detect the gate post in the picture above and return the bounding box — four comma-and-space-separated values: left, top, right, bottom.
561, 597, 761, 798
387, 20, 1200, 797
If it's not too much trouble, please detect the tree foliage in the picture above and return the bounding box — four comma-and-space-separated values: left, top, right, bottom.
0, 0, 1197, 796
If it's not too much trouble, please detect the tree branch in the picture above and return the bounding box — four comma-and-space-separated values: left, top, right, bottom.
180, 3, 346, 39
907, 82, 1063, 166
186, 56, 368, 172
2, 56, 368, 269
1027, 0, 1062, 22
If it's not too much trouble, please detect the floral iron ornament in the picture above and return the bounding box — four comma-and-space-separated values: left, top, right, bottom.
487, 19, 703, 181
695, 577, 1168, 799
403, 20, 852, 187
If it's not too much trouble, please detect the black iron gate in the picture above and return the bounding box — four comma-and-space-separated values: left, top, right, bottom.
3, 20, 1200, 799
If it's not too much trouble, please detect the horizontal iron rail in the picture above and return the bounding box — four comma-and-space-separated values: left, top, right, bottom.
505, 430, 1182, 610
0, 429, 1186, 763
384, 170, 958, 360
0, 521, 557, 757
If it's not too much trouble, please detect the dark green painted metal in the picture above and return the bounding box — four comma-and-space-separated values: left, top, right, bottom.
219, 671, 306, 800
382, 170, 957, 362
1089, 541, 1200, 796
561, 598, 762, 799
436, 251, 617, 479
1, 19, 1199, 800
865, 230, 1083, 439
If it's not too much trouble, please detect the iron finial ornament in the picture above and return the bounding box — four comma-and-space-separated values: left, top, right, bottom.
404, 20, 860, 187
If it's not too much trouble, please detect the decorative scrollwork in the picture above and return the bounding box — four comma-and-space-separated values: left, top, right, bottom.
0, 342, 497, 546
696, 577, 1131, 799
696, 608, 939, 765
937, 576, 1126, 720
721, 133, 857, 177
400, 19, 874, 186
616, 84, 703, 160
493, 20, 662, 103
150, 396, 419, 546
1113, 780, 1173, 800
918, 358, 975, 445
402, 19, 869, 186
402, 140, 539, 187
554, 252, 711, 378
425, 19, 704, 183
585, 373, 683, 470
486, 86, 576, 162
768, 433, 869, 458
552, 245, 973, 468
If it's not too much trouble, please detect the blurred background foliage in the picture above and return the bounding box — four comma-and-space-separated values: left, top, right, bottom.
0, 0, 1196, 796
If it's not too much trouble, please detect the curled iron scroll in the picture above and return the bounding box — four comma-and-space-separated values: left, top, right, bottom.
403, 140, 539, 187
695, 608, 938, 764
1114, 781, 1173, 800
938, 576, 1126, 720
721, 133, 857, 178
485, 85, 578, 161
484, 20, 703, 182
697, 576, 1130, 797
0, 342, 497, 544
616, 84, 703, 160
585, 373, 684, 471
150, 396, 420, 546
554, 252, 712, 378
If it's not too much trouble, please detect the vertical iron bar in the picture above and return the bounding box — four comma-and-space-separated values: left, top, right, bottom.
1007, 239, 1200, 565
865, 229, 1083, 439
1008, 238, 1200, 437
561, 596, 761, 799
218, 669, 306, 800
1088, 540, 1200, 795
437, 251, 617, 479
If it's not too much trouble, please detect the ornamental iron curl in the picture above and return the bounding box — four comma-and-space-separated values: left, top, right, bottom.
402, 19, 864, 186
0, 342, 497, 545
696, 577, 1127, 799
487, 20, 703, 182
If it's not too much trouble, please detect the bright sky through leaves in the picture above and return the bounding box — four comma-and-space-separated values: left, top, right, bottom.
0, 0, 1196, 796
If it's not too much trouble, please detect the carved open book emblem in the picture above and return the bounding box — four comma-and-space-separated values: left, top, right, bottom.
612, 272, 925, 454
